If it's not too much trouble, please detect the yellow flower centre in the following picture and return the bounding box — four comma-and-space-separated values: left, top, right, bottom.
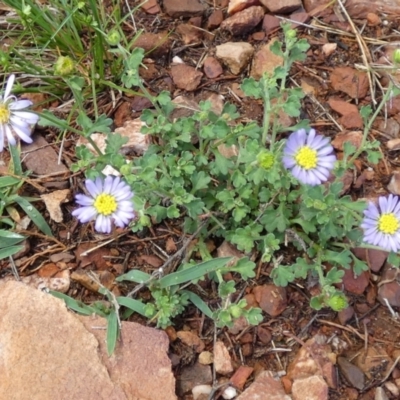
378, 213, 399, 234
0, 103, 10, 124
94, 193, 117, 216
295, 146, 318, 170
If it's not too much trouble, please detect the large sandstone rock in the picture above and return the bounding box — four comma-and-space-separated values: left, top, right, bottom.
0, 281, 176, 400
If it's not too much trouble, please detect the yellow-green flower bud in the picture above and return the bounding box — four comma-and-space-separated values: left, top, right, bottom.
230, 305, 242, 318
257, 150, 275, 170
106, 30, 121, 46
393, 49, 400, 64
286, 29, 296, 39
54, 56, 75, 76
327, 293, 348, 312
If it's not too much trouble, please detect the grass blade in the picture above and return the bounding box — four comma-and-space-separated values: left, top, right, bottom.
116, 296, 147, 317
14, 195, 53, 236
0, 245, 24, 260
49, 291, 95, 315
115, 269, 152, 283
182, 290, 213, 319
106, 309, 119, 355
159, 257, 232, 289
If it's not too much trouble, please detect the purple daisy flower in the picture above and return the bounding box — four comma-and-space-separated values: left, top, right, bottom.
361, 194, 400, 252
282, 128, 337, 186
0, 74, 39, 151
72, 175, 135, 234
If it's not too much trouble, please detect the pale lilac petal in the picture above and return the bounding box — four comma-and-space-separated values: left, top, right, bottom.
103, 175, 114, 194
9, 117, 33, 143
4, 74, 15, 99
85, 179, 101, 197
95, 214, 111, 233
4, 124, 16, 146
72, 206, 97, 222
9, 99, 33, 109
12, 110, 39, 124
0, 125, 4, 152
75, 194, 94, 206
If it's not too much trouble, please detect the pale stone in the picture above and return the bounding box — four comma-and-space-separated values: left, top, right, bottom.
216, 42, 255, 75
214, 341, 234, 375
0, 281, 177, 400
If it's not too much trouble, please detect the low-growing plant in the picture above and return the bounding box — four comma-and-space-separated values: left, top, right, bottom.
41, 23, 400, 351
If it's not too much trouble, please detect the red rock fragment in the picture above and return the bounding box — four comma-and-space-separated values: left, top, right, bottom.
338, 306, 354, 325
163, 0, 206, 18
220, 6, 265, 36
330, 67, 369, 99
328, 98, 358, 116
236, 371, 288, 399
203, 56, 223, 78
331, 130, 363, 151
230, 365, 254, 390
292, 376, 328, 400
133, 32, 170, 58
367, 12, 381, 25
352, 247, 387, 273
228, 0, 262, 15
378, 267, 400, 307
170, 64, 203, 91
207, 9, 224, 29
141, 0, 160, 14
328, 98, 363, 128
259, 0, 302, 13
257, 326, 272, 344
339, 112, 363, 129
252, 31, 265, 40
342, 267, 369, 295
289, 11, 310, 27
262, 14, 280, 33
253, 284, 287, 317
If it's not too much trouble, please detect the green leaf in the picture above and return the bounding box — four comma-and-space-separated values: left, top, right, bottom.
244, 307, 263, 325
106, 309, 119, 355
9, 144, 22, 176
241, 78, 261, 98
352, 256, 369, 275
0, 245, 24, 260
117, 296, 149, 317
0, 176, 21, 188
322, 250, 352, 269
325, 267, 344, 285
116, 269, 152, 283
271, 265, 295, 287
230, 225, 262, 253
158, 257, 232, 288
13, 196, 53, 236
49, 291, 96, 315
182, 290, 213, 318
0, 230, 26, 247
310, 295, 324, 310
106, 132, 128, 153
224, 257, 256, 280
388, 252, 400, 268
191, 171, 211, 192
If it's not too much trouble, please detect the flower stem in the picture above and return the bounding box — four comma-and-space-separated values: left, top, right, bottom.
348, 82, 394, 166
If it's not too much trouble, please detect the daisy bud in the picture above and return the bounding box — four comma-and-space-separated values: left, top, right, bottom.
54, 56, 75, 76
